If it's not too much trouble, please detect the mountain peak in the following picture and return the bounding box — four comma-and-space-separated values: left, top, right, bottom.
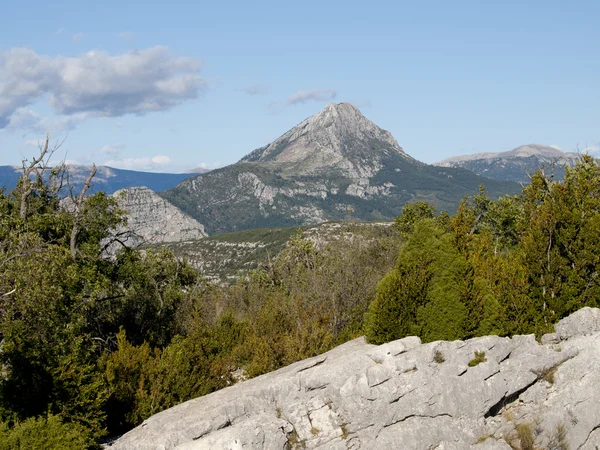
241, 102, 410, 175
320, 101, 359, 114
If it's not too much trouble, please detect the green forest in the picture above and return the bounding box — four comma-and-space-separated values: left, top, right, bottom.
1, 151, 599, 449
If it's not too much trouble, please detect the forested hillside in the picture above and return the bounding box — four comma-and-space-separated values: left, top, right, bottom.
1, 149, 599, 448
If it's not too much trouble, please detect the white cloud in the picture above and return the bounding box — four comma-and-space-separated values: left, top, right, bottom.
287, 88, 337, 105
24, 138, 45, 147
583, 145, 600, 155
72, 33, 86, 43
25, 138, 42, 147
193, 161, 224, 170
104, 155, 173, 171
151, 155, 171, 165
0, 46, 206, 130
117, 31, 135, 41
550, 144, 561, 150
55, 28, 65, 36
7, 107, 88, 134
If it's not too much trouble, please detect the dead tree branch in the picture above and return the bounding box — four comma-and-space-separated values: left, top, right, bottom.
69, 164, 97, 259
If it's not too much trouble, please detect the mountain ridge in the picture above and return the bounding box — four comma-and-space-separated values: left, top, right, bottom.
436, 144, 580, 182
162, 103, 520, 234
0, 164, 198, 195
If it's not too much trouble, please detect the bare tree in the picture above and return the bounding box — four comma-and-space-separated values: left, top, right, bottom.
18, 133, 67, 220
69, 164, 98, 259
1, 134, 75, 295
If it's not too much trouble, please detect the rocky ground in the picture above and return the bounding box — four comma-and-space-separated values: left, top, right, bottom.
108, 307, 600, 450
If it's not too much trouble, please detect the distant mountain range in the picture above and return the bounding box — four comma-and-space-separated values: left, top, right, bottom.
6, 106, 576, 239
435, 144, 580, 183
162, 102, 520, 234
0, 165, 198, 195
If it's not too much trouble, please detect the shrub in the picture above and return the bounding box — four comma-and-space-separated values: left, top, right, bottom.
468, 351, 487, 367
0, 415, 97, 450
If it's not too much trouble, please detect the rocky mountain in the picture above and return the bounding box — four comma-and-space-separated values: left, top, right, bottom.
110, 187, 207, 249
241, 102, 416, 177
435, 144, 580, 183
109, 307, 600, 450
163, 103, 520, 234
0, 164, 196, 195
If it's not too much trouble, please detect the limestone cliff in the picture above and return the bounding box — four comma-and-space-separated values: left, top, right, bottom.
112, 186, 207, 248
109, 307, 600, 450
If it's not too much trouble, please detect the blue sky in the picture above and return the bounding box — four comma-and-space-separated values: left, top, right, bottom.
1, 0, 598, 172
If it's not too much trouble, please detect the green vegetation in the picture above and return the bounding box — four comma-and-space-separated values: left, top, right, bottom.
468, 351, 487, 367
162, 153, 520, 235
433, 350, 445, 364
0, 145, 599, 448
0, 415, 96, 450
156, 222, 394, 283
366, 156, 600, 344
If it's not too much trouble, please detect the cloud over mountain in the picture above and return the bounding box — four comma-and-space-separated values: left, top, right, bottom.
286, 88, 337, 104
103, 155, 173, 172
0, 46, 206, 130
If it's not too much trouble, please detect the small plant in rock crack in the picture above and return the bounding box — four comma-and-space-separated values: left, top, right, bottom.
538, 366, 558, 384
434, 350, 445, 364
285, 428, 306, 449
340, 423, 349, 440
534, 359, 566, 385
545, 422, 569, 450
515, 422, 535, 450
468, 351, 487, 367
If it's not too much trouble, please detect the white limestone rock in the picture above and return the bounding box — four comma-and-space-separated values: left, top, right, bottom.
108, 311, 600, 449
111, 186, 208, 248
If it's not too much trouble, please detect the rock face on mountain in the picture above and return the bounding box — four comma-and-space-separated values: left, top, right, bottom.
109, 307, 600, 450
436, 145, 580, 183
163, 103, 519, 234
0, 164, 196, 195
113, 186, 207, 247
241, 102, 415, 177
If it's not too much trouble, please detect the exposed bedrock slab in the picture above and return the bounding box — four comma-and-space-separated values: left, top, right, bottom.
109, 307, 600, 450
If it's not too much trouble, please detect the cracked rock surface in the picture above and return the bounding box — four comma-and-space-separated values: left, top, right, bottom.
108, 307, 600, 450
